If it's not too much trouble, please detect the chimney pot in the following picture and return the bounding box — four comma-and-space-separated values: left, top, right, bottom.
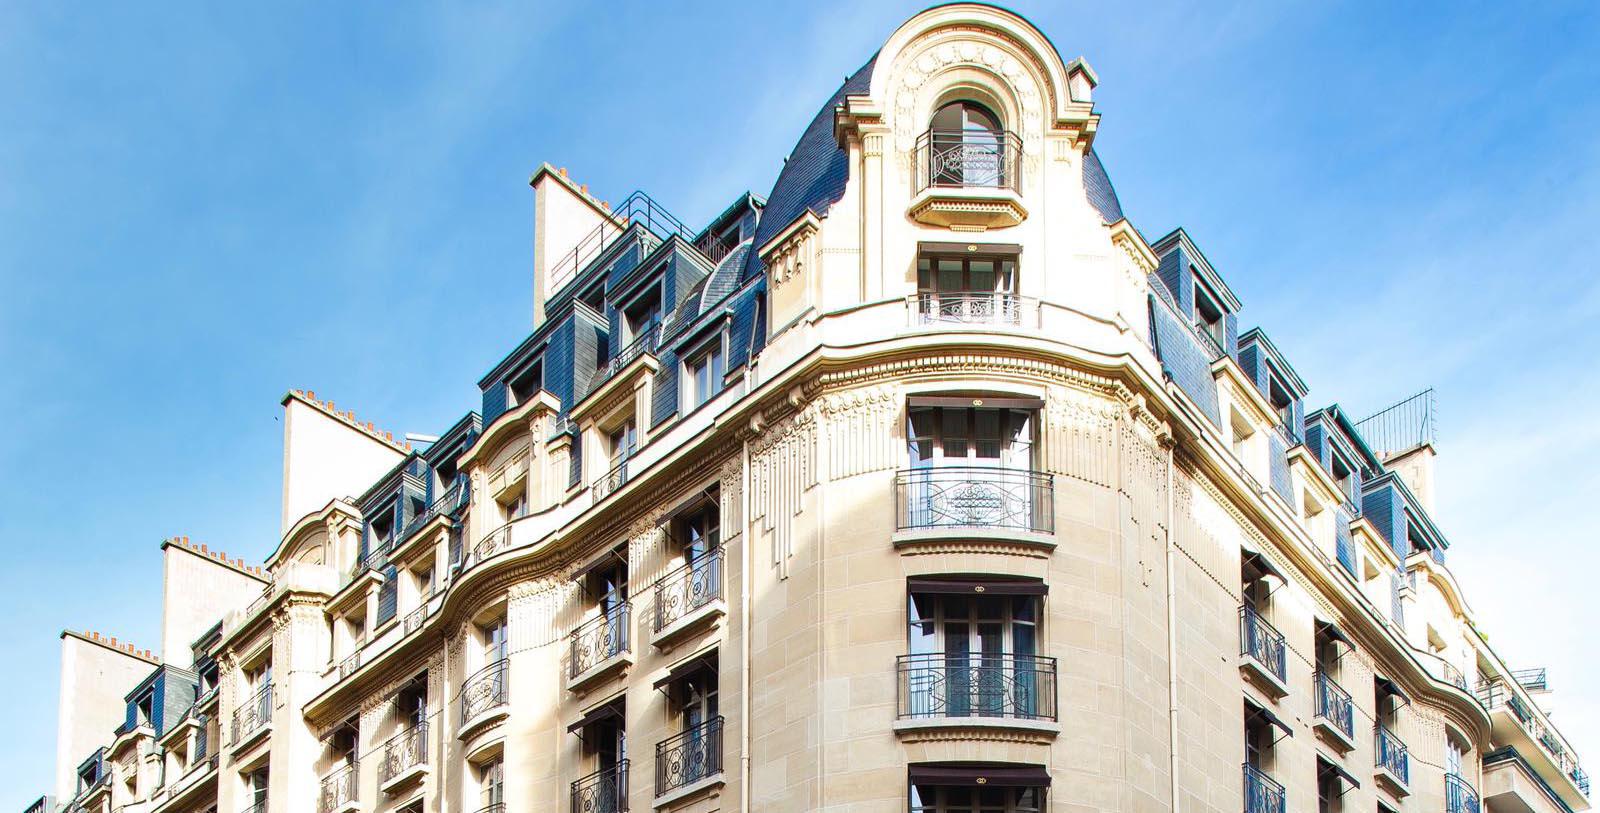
306, 390, 315, 400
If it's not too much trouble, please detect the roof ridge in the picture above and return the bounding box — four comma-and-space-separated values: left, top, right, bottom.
62, 630, 160, 664
162, 535, 268, 579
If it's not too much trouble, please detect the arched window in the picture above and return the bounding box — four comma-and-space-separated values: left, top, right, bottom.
924, 100, 1013, 189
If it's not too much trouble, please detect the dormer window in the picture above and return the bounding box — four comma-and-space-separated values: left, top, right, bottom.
1193, 277, 1226, 350
508, 360, 543, 408
685, 335, 727, 411
1267, 377, 1294, 429
924, 100, 1014, 189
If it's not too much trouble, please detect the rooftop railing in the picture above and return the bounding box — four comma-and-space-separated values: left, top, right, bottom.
549, 191, 692, 291
914, 128, 1023, 194
656, 717, 724, 795
570, 603, 631, 678
895, 466, 1054, 533
318, 761, 358, 813
1243, 763, 1285, 813
897, 652, 1058, 721
572, 761, 629, 813
654, 546, 723, 632
1239, 605, 1286, 683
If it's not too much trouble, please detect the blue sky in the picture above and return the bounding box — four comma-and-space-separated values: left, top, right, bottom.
3, 0, 1599, 803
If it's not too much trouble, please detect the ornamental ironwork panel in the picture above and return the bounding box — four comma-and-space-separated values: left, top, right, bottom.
338, 651, 361, 679
909, 293, 1036, 328
914, 128, 1023, 193
460, 659, 509, 722
655, 717, 724, 795
654, 548, 723, 632
896, 653, 1057, 721
571, 761, 629, 813
1377, 725, 1409, 785
378, 722, 428, 785
473, 525, 512, 567
570, 603, 631, 678
318, 761, 357, 813
895, 467, 1054, 533
592, 456, 630, 503
1446, 773, 1481, 813
231, 684, 272, 743
1314, 671, 1354, 738
1239, 606, 1287, 682
404, 604, 428, 635
596, 325, 661, 386
1243, 763, 1285, 813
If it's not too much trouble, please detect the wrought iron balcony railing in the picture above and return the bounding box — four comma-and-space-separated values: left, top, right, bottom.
1440, 661, 1467, 691
1376, 725, 1409, 785
654, 547, 724, 632
571, 603, 631, 678
241, 801, 268, 813
460, 659, 509, 722
474, 524, 512, 566
1239, 606, 1286, 683
592, 455, 631, 502
472, 805, 506, 813
895, 466, 1054, 533
338, 650, 361, 679
596, 325, 661, 386
1446, 772, 1481, 813
404, 604, 428, 634
1314, 671, 1354, 739
656, 716, 724, 795
1243, 763, 1285, 813
908, 293, 1038, 328
318, 761, 358, 813
231, 684, 272, 743
897, 652, 1058, 721
914, 128, 1023, 193
1477, 676, 1587, 792
572, 761, 629, 813
378, 721, 428, 785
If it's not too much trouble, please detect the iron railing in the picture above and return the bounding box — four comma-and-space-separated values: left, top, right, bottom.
1575, 767, 1590, 797
472, 806, 506, 813
318, 761, 358, 813
1440, 661, 1467, 691
572, 761, 629, 813
404, 603, 429, 635
1376, 725, 1409, 786
914, 128, 1023, 193
1354, 388, 1437, 457
895, 467, 1054, 533
1446, 773, 1481, 813
909, 293, 1038, 328
231, 684, 272, 743
897, 652, 1057, 721
1513, 668, 1549, 691
549, 191, 692, 290
592, 455, 631, 502
1243, 763, 1285, 813
474, 524, 512, 566
1239, 606, 1286, 683
654, 547, 724, 632
460, 659, 509, 722
597, 325, 661, 386
1314, 671, 1354, 739
656, 717, 724, 795
570, 603, 631, 678
338, 651, 361, 679
240, 800, 268, 813
378, 722, 428, 785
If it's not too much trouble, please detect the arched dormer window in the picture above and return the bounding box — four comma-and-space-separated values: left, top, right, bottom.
922, 100, 1018, 191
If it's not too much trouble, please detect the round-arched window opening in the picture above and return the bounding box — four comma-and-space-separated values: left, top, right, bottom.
923, 100, 1016, 190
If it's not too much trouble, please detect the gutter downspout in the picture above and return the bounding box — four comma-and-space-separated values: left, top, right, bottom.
741, 435, 753, 813
1163, 375, 1182, 813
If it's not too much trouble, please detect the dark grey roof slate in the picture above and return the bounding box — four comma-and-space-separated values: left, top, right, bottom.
744, 55, 878, 281
1083, 148, 1123, 224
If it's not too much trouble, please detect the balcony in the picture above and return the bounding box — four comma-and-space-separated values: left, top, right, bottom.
572, 761, 629, 813
338, 650, 361, 679
1238, 606, 1288, 696
652, 547, 725, 646
378, 721, 429, 791
595, 325, 661, 389
404, 603, 429, 635
230, 684, 272, 749
318, 761, 358, 813
908, 293, 1039, 329
1243, 763, 1285, 813
459, 659, 509, 733
655, 717, 724, 801
1313, 671, 1355, 750
569, 603, 632, 690
895, 652, 1058, 737
1446, 773, 1480, 813
894, 466, 1054, 540
1376, 725, 1410, 793
592, 455, 630, 503
1477, 677, 1589, 806
909, 128, 1026, 229
240, 800, 267, 813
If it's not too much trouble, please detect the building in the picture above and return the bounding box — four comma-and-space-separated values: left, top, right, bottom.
22, 5, 1591, 813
